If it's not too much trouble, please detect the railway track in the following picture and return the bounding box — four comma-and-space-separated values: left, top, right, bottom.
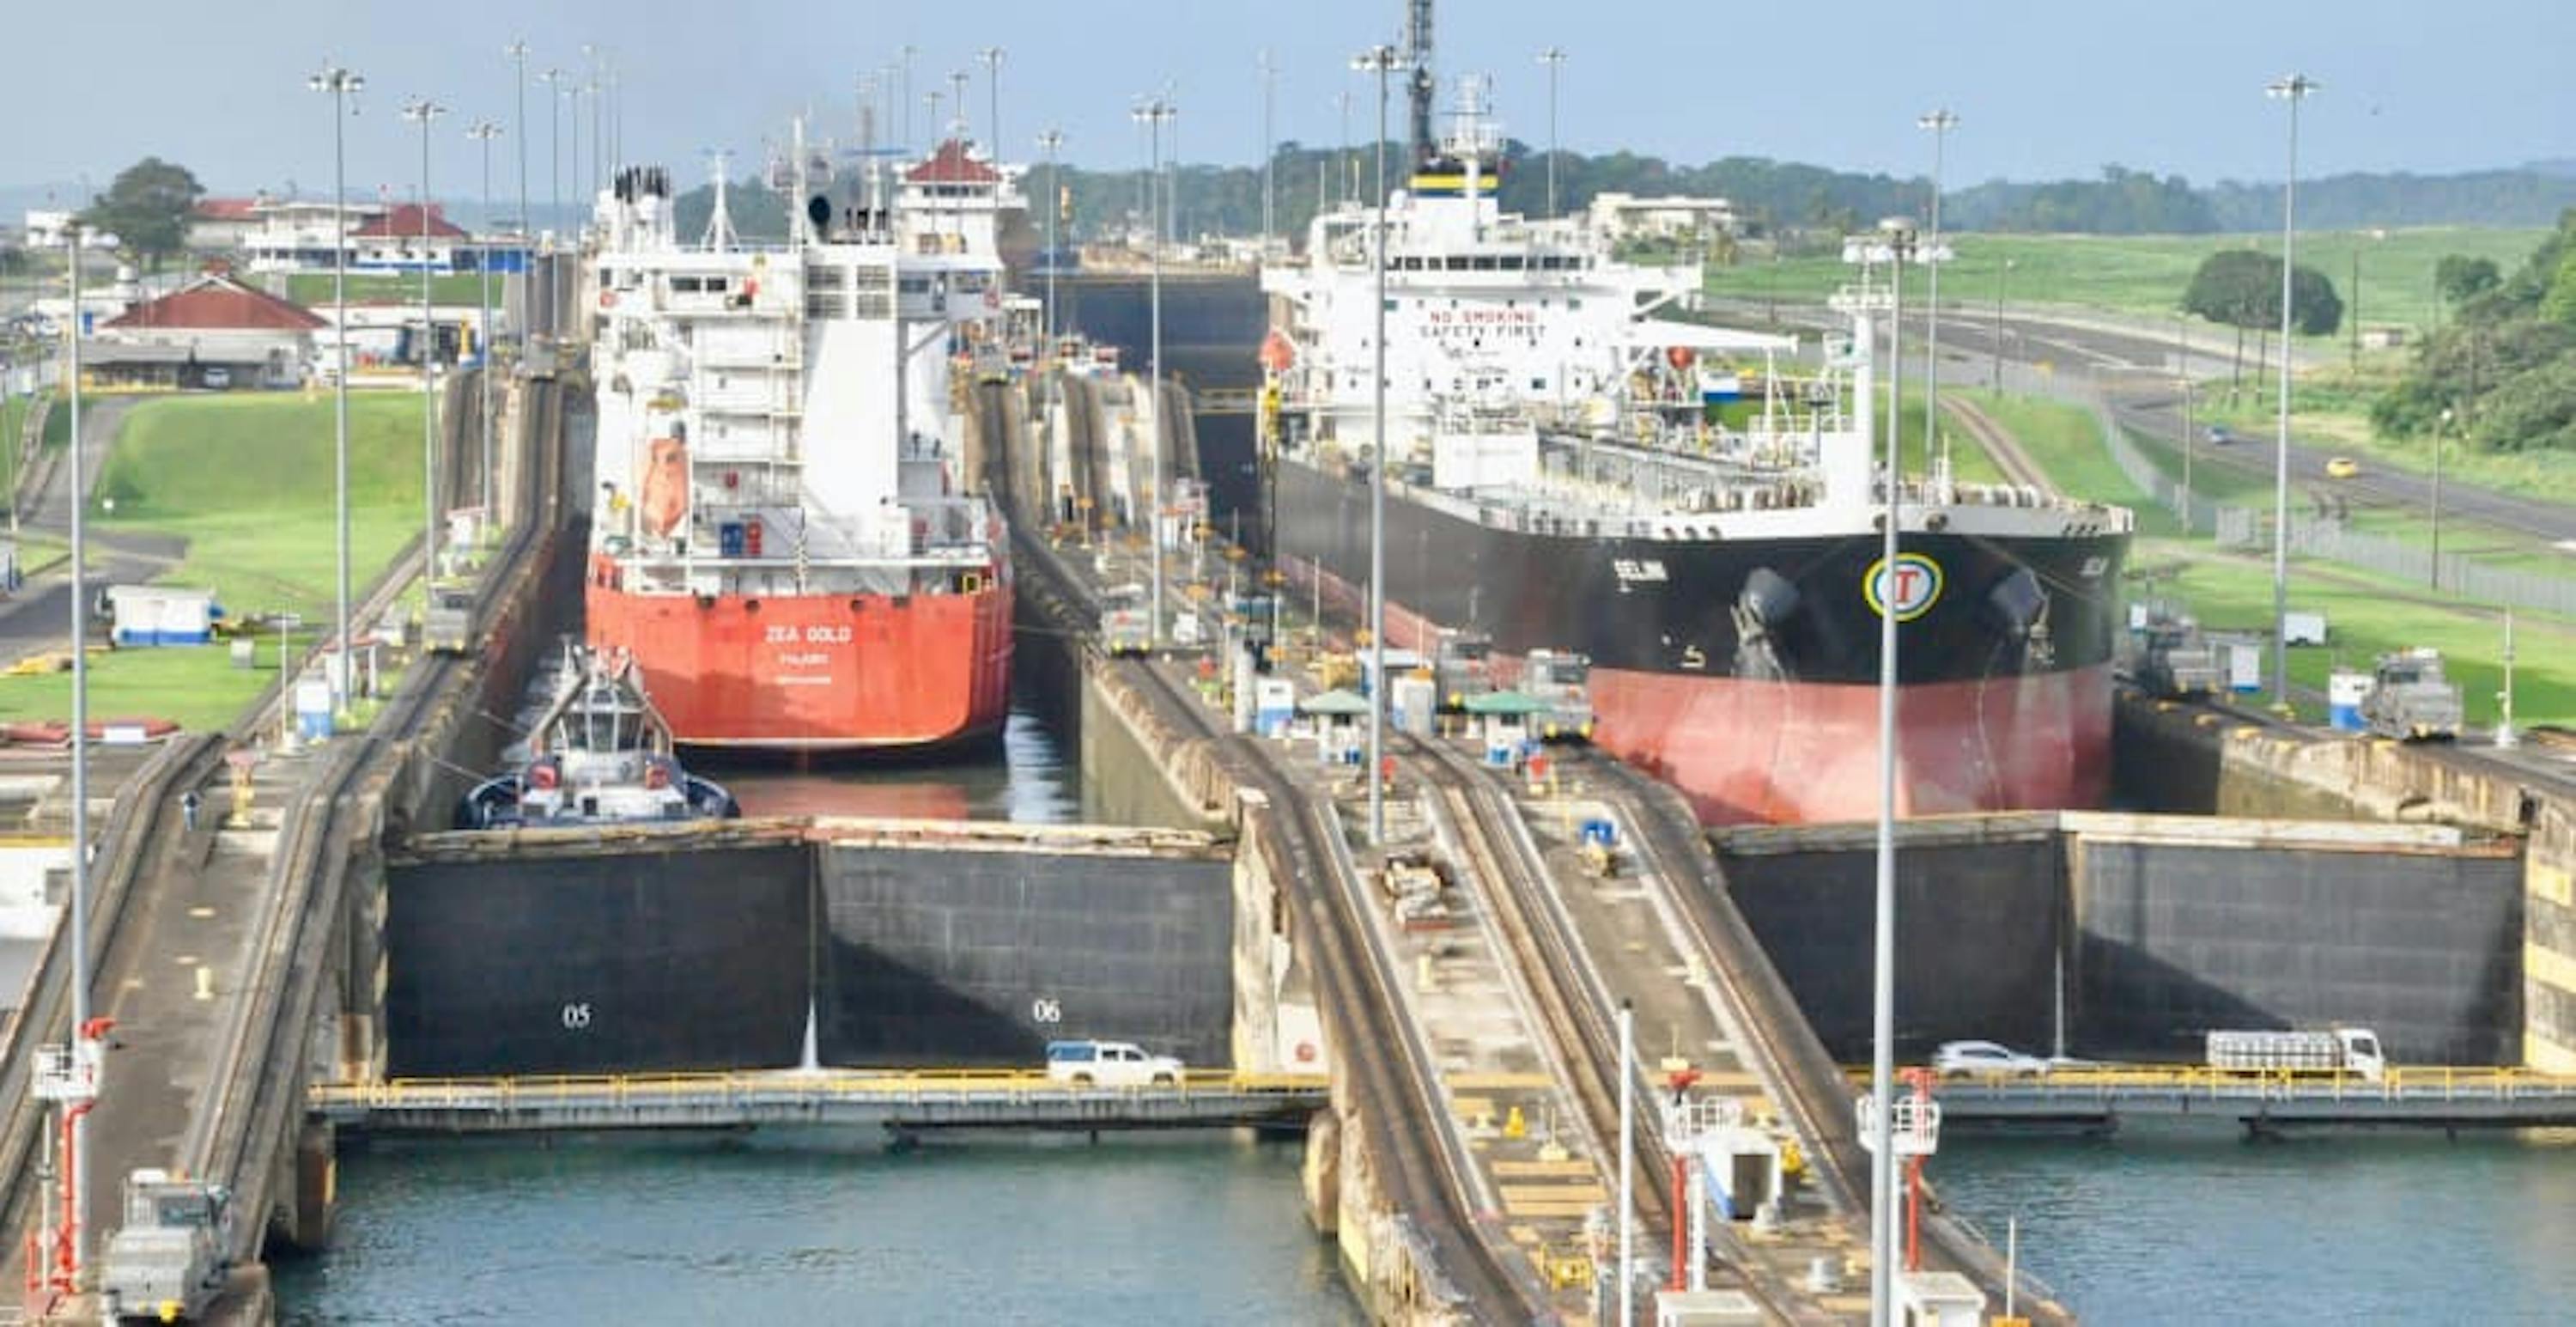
182, 374, 563, 1267
981, 382, 1540, 1321
1588, 753, 2073, 1320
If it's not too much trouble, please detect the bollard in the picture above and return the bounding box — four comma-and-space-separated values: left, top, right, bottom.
194, 965, 214, 1001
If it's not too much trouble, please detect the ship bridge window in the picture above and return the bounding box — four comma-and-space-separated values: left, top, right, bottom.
1473, 256, 1498, 271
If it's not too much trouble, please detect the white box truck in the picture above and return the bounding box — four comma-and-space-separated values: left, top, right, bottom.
2205, 1026, 2384, 1082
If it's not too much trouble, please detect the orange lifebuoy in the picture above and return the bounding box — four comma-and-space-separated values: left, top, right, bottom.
1295, 1041, 1317, 1063
983, 288, 1000, 310
599, 289, 616, 310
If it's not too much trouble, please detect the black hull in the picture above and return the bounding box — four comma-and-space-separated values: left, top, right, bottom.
1274, 460, 2126, 686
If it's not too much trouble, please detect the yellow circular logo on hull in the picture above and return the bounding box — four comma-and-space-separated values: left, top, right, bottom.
1865, 553, 1944, 622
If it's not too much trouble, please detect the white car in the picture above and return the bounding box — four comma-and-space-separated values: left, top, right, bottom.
1045, 1039, 1183, 1087
1932, 1040, 2050, 1079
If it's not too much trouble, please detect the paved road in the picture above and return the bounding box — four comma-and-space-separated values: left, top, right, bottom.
1724, 295, 2576, 546
0, 395, 186, 667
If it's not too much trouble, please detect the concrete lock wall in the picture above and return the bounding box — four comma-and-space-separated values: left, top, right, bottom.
1716, 825, 2064, 1062
385, 844, 811, 1076
2523, 800, 2576, 1071
815, 842, 1235, 1068
2074, 837, 2524, 1064
384, 835, 1236, 1076
1719, 814, 2524, 1066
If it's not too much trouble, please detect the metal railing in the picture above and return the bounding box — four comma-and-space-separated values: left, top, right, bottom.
2087, 383, 2576, 618
313, 1068, 1332, 1111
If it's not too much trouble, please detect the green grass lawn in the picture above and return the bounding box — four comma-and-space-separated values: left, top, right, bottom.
285, 271, 490, 307
0, 391, 32, 496
1947, 383, 2576, 726
0, 637, 289, 734
1709, 228, 2546, 336
2137, 541, 2576, 727
0, 393, 428, 730
92, 393, 426, 619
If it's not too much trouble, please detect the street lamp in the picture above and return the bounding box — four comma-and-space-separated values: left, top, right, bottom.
504, 41, 530, 241
59, 218, 95, 1270
977, 46, 1005, 154
1036, 129, 1065, 343
1990, 256, 2014, 393
1354, 42, 1397, 851
2266, 73, 2318, 709
404, 98, 448, 593
2432, 406, 2451, 588
1259, 50, 1278, 247
1917, 109, 1959, 475
562, 77, 584, 222
1132, 94, 1178, 648
539, 67, 567, 326
1843, 214, 1917, 1327
1537, 47, 1568, 220
309, 61, 363, 712
897, 45, 919, 153
467, 119, 502, 518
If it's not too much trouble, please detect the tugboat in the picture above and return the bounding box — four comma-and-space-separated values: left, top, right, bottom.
458, 648, 739, 829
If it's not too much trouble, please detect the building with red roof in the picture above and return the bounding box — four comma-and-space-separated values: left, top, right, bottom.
899, 140, 1022, 260
88, 273, 328, 389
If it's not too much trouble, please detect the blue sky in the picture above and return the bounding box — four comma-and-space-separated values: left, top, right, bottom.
8, 0, 2571, 204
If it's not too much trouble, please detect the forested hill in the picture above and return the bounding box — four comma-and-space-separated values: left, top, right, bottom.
663, 146, 2576, 246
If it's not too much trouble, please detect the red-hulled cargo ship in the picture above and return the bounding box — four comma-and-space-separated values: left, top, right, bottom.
585, 139, 1020, 751
1261, 67, 2130, 823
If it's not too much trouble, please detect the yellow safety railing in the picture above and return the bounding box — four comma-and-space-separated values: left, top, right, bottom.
313, 1068, 1332, 1107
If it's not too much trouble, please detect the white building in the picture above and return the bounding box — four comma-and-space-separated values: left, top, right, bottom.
899, 140, 1025, 261
21, 210, 118, 250
1586, 192, 1736, 245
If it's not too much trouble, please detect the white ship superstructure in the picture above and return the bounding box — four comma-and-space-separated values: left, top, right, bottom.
579, 130, 1019, 750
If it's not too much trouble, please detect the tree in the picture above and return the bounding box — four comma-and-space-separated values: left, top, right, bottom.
2433, 253, 2501, 305
78, 157, 204, 271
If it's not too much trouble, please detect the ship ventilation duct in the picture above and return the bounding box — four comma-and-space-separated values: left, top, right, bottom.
1982, 567, 2049, 640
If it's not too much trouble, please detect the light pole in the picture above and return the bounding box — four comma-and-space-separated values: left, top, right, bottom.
62, 219, 93, 1270
404, 98, 447, 592
468, 119, 501, 518
977, 46, 1005, 153
1990, 257, 2013, 393
1855, 216, 1917, 1327
898, 46, 919, 154
2266, 73, 2318, 709
1258, 50, 1278, 247
1356, 44, 1398, 848
948, 70, 969, 141
2432, 406, 2451, 588
1133, 94, 1177, 647
1917, 109, 1958, 475
1037, 129, 1064, 343
540, 67, 566, 328
2179, 376, 2195, 537
505, 41, 529, 239
563, 77, 584, 222
1537, 47, 1567, 219
310, 62, 363, 711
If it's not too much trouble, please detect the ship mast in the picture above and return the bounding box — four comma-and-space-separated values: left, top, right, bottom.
1404, 0, 1437, 167
701, 149, 737, 253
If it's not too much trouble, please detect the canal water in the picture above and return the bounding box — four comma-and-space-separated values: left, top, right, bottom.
281, 687, 1364, 1324
1932, 1120, 2576, 1321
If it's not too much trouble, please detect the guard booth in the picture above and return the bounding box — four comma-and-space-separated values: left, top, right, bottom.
1463, 690, 1549, 764
1299, 689, 1370, 766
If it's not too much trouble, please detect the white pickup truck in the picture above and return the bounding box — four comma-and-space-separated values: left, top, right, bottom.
1046, 1039, 1183, 1087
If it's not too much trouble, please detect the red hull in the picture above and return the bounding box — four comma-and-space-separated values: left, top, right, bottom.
585, 566, 1012, 750
1589, 663, 2113, 825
